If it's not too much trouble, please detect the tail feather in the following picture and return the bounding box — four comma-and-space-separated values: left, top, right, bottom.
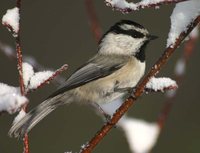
9, 94, 67, 138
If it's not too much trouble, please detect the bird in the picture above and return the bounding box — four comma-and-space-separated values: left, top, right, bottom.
9, 20, 158, 138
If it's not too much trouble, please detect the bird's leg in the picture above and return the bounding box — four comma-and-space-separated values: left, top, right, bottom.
91, 103, 112, 123
114, 87, 136, 95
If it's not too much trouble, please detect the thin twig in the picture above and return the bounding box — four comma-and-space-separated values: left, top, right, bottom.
16, 0, 29, 152
85, 0, 102, 43
81, 15, 200, 153
157, 31, 198, 129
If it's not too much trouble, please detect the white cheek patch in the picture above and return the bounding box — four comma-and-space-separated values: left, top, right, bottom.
116, 35, 145, 54
99, 33, 145, 56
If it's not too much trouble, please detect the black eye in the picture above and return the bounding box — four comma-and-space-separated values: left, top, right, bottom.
108, 25, 145, 39
128, 30, 144, 38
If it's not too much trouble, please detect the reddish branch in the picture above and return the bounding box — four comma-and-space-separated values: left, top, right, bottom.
85, 0, 102, 42
105, 0, 188, 13
81, 16, 200, 153
157, 32, 198, 129
15, 0, 25, 100
14, 0, 30, 152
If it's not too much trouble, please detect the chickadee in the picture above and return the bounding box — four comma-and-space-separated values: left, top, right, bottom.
9, 20, 157, 138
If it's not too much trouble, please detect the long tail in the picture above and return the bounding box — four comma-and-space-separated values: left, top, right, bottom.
9, 93, 69, 138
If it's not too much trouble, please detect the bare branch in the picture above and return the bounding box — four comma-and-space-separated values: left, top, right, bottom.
85, 0, 102, 43
81, 15, 200, 153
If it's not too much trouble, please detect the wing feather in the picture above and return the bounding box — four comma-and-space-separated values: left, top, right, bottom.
48, 54, 129, 98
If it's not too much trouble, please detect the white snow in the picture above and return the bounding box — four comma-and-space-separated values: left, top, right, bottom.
105, 0, 137, 10
22, 62, 54, 90
13, 109, 26, 124
167, 0, 200, 47
2, 7, 20, 34
146, 77, 177, 91
22, 62, 34, 89
0, 83, 28, 114
175, 58, 185, 76
118, 117, 160, 153
105, 0, 171, 11
139, 0, 165, 6
100, 99, 161, 153
29, 71, 54, 90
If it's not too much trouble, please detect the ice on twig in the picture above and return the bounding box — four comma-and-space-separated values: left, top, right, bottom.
13, 109, 26, 124
0, 83, 28, 114
2, 7, 20, 34
167, 0, 200, 47
146, 77, 177, 92
118, 117, 160, 153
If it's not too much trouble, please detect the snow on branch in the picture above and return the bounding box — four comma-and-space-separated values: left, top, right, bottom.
2, 7, 19, 37
0, 83, 28, 114
118, 117, 160, 153
105, 0, 187, 13
167, 0, 200, 47
22, 62, 68, 92
99, 98, 161, 153
145, 77, 177, 92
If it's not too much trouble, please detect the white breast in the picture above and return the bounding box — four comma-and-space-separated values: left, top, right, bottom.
73, 57, 145, 104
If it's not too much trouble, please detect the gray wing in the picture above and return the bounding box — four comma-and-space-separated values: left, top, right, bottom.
48, 54, 128, 98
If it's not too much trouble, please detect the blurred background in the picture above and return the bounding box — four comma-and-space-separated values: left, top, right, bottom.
0, 0, 200, 153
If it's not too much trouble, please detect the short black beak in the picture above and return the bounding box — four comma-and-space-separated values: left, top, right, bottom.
147, 35, 158, 40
